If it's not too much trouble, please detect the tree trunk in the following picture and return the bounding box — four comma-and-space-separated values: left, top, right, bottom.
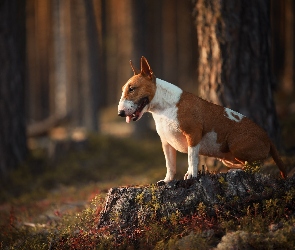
93, 0, 107, 108
271, 0, 295, 95
176, 0, 198, 94
0, 0, 27, 176
193, 0, 281, 147
162, 0, 178, 84
280, 0, 294, 94
26, 0, 52, 122
130, 0, 154, 138
70, 0, 100, 131
84, 0, 101, 131
52, 0, 71, 117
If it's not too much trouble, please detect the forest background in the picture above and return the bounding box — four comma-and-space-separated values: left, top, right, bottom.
0, 0, 295, 241
1, 0, 295, 174
24, 0, 295, 140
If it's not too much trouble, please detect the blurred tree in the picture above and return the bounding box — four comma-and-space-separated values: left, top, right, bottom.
26, 0, 104, 134
26, 0, 52, 122
271, 0, 295, 95
24, 0, 199, 137
104, 0, 135, 105
93, 0, 107, 109
162, 0, 178, 84
130, 0, 152, 137
70, 0, 101, 131
52, 0, 71, 118
24, 0, 293, 141
0, 0, 27, 176
193, 0, 282, 147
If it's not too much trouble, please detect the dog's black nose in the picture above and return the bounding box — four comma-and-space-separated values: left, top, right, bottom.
118, 110, 126, 117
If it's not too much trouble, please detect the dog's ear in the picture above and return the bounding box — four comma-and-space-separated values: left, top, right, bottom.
129, 60, 140, 75
141, 56, 154, 80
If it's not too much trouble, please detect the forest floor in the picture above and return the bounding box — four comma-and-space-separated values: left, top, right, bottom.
1, 132, 295, 249
1, 103, 295, 249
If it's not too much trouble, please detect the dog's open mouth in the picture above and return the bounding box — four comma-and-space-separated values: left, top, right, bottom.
126, 97, 149, 123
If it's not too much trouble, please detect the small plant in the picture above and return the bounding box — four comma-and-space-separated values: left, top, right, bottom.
217, 194, 226, 203
283, 187, 295, 203
197, 202, 207, 217
170, 209, 182, 226
243, 161, 261, 174
218, 176, 228, 188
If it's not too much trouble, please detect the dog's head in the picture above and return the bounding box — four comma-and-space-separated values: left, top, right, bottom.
118, 57, 156, 123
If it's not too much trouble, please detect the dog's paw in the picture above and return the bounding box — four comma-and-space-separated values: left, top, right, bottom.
157, 180, 166, 186
184, 172, 192, 180
184, 172, 197, 180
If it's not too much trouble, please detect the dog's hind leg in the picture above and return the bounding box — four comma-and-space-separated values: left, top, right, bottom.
220, 159, 244, 169
228, 136, 269, 164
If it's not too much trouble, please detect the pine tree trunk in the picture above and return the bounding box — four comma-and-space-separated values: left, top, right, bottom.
0, 0, 27, 176
193, 0, 281, 147
280, 0, 294, 94
131, 0, 154, 138
52, 0, 71, 117
26, 0, 52, 122
162, 0, 178, 84
70, 0, 100, 131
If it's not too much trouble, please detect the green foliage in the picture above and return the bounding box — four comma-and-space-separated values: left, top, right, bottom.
243, 161, 262, 174
197, 202, 207, 217
218, 176, 227, 187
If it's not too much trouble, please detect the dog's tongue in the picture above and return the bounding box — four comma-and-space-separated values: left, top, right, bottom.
126, 116, 132, 123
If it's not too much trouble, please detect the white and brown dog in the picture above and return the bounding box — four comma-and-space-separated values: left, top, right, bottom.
118, 56, 287, 183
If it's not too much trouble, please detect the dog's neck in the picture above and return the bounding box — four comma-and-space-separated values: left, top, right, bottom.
148, 78, 182, 113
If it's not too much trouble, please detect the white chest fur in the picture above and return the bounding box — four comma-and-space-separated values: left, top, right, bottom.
149, 79, 188, 153
152, 110, 188, 153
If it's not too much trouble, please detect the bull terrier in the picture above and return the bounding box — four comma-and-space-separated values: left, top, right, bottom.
118, 56, 287, 183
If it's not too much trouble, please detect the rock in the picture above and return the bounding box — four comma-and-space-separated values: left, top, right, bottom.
97, 171, 295, 232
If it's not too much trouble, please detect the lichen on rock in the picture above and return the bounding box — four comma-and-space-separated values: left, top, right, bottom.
98, 171, 295, 233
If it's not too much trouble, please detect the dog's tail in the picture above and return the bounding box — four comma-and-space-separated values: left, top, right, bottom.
270, 141, 287, 179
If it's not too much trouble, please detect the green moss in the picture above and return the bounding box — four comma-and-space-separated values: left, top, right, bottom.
284, 187, 295, 203
243, 161, 262, 174
218, 176, 228, 187
217, 194, 226, 203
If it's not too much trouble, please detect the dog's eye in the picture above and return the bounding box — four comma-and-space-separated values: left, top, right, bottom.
129, 86, 135, 92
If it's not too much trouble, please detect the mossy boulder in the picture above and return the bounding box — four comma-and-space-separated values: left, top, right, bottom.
98, 171, 295, 233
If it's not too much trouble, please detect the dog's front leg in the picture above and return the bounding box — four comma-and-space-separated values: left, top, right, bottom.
160, 141, 176, 183
184, 144, 200, 179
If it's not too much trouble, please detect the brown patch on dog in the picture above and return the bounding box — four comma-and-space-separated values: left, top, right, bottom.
176, 91, 287, 178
